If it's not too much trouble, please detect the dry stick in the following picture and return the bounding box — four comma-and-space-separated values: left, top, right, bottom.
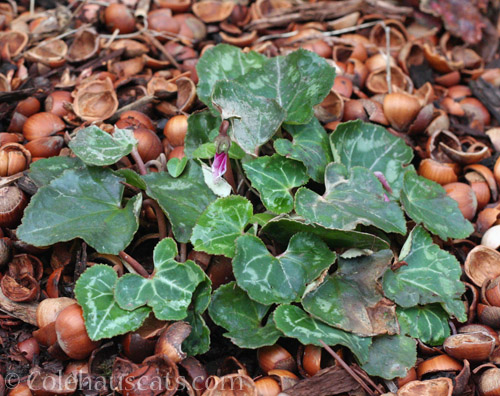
119, 251, 150, 277
0, 287, 38, 326
143, 198, 167, 240
351, 365, 385, 394
142, 31, 182, 70
30, 0, 35, 15
109, 95, 157, 122
179, 243, 187, 263
385, 24, 392, 94
319, 340, 377, 396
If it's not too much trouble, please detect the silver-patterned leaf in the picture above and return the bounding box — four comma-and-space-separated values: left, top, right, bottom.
191, 196, 253, 258
18, 167, 142, 255
69, 126, 137, 166
243, 155, 308, 214
235, 49, 335, 124
233, 233, 336, 304
400, 171, 474, 239
397, 305, 451, 346
143, 160, 217, 243
212, 80, 286, 154
114, 238, 206, 320
382, 225, 467, 322
295, 163, 406, 234
75, 265, 151, 341
196, 44, 267, 112
330, 120, 413, 198
208, 282, 282, 348
273, 305, 372, 364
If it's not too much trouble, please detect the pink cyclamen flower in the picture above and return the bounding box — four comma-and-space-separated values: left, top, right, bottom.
212, 151, 228, 181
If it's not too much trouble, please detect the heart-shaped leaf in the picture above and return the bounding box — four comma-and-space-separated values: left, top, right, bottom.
361, 335, 417, 379
167, 157, 188, 178
330, 120, 414, 197
233, 233, 336, 304
185, 110, 220, 158
143, 160, 217, 243
196, 44, 267, 112
212, 80, 286, 154
191, 196, 253, 258
276, 117, 332, 182
208, 282, 282, 348
75, 265, 151, 341
235, 49, 335, 124
243, 155, 308, 214
383, 225, 467, 321
273, 305, 372, 364
69, 126, 137, 166
302, 250, 398, 336
397, 305, 451, 346
114, 238, 206, 320
18, 167, 142, 254
261, 215, 390, 251
28, 157, 84, 187
400, 171, 474, 239
295, 163, 406, 234
113, 169, 147, 190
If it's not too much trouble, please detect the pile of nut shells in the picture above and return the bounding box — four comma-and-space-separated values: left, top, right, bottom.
0, 0, 500, 396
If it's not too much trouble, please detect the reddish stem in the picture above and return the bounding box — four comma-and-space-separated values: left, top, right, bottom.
130, 147, 147, 176
224, 159, 237, 193
119, 251, 150, 278
143, 198, 167, 240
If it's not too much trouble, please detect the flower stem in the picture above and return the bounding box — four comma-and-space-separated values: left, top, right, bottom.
224, 159, 237, 192
143, 198, 167, 240
130, 147, 147, 176
119, 251, 150, 277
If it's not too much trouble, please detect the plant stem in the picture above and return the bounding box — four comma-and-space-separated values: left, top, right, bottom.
119, 251, 150, 277
143, 198, 167, 240
319, 340, 377, 396
179, 243, 187, 262
130, 147, 148, 176
224, 159, 237, 193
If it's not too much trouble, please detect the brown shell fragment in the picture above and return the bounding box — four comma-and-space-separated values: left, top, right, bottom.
72, 78, 118, 121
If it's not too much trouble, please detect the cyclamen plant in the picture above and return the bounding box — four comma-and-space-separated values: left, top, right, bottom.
16, 44, 474, 380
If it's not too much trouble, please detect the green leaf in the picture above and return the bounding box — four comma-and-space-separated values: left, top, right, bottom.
208, 282, 282, 348
18, 167, 142, 254
382, 225, 467, 321
251, 213, 276, 227
114, 238, 206, 320
236, 49, 335, 124
261, 215, 390, 251
212, 80, 286, 154
243, 155, 308, 214
233, 233, 335, 304
167, 157, 188, 178
184, 311, 210, 355
400, 171, 474, 239
196, 44, 267, 112
302, 250, 398, 336
191, 196, 253, 258
191, 142, 216, 159
75, 265, 151, 341
185, 110, 220, 158
69, 126, 137, 166
330, 120, 414, 198
184, 277, 211, 355
28, 156, 83, 187
143, 160, 217, 243
113, 168, 147, 190
361, 335, 417, 380
273, 305, 372, 364
276, 117, 332, 182
295, 163, 406, 234
397, 305, 451, 346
